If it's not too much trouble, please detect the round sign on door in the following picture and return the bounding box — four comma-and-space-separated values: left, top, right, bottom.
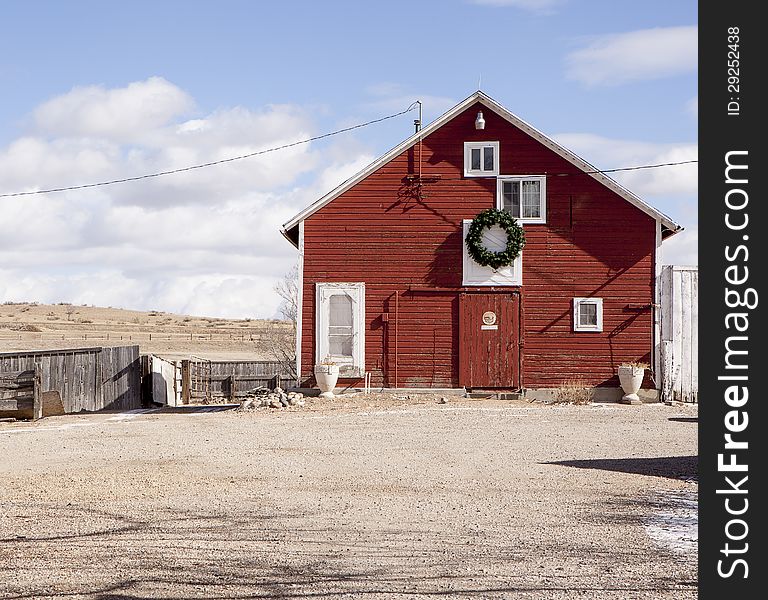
481, 311, 498, 330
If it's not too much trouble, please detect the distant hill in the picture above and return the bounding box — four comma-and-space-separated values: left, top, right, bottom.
0, 302, 289, 360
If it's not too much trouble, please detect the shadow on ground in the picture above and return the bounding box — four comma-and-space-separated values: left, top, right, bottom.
544, 455, 697, 481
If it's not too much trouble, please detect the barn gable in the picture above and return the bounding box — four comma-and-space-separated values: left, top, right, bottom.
282, 90, 682, 244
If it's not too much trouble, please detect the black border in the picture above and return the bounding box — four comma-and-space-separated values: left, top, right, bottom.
699, 3, 765, 597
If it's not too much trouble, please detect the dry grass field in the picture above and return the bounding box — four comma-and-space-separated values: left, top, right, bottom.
0, 301, 287, 360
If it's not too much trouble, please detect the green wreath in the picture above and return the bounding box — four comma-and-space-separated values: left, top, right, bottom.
465, 208, 526, 269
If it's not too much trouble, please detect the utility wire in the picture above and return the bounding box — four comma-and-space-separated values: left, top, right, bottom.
0, 103, 421, 198
1, 106, 696, 198
405, 159, 697, 182
558, 159, 697, 176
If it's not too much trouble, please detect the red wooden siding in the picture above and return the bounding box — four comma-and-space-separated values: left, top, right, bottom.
459, 293, 521, 388
301, 102, 655, 389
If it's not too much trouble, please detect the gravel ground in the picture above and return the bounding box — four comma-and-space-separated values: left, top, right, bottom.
0, 396, 698, 599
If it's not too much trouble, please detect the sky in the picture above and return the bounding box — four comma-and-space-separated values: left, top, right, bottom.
0, 0, 697, 319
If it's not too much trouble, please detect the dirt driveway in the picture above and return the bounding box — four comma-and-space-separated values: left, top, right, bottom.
0, 397, 698, 599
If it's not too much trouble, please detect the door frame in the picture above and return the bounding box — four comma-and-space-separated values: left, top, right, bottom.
458, 290, 523, 390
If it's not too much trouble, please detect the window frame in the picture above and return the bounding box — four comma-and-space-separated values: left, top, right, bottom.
464, 141, 500, 177
496, 175, 547, 224
573, 297, 603, 332
316, 282, 365, 376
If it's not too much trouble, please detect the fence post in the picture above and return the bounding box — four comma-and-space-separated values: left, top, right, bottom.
660, 340, 676, 404
181, 360, 190, 404
33, 362, 42, 420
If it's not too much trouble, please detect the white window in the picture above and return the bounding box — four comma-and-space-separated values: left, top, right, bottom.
573, 297, 603, 332
316, 283, 365, 375
464, 141, 499, 177
462, 220, 522, 286
497, 176, 546, 224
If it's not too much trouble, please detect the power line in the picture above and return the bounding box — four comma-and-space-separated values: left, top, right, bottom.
559, 159, 697, 176
0, 103, 421, 198
422, 159, 697, 182
1, 107, 697, 198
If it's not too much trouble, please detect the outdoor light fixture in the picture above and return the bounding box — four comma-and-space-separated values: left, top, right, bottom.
475, 111, 486, 130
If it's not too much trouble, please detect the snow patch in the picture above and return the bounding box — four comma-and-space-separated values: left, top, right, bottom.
644, 489, 698, 555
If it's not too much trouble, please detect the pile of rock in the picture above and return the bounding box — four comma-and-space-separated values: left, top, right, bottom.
237, 386, 305, 411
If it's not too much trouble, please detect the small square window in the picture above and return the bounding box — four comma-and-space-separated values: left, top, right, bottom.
464, 141, 499, 177
573, 298, 603, 332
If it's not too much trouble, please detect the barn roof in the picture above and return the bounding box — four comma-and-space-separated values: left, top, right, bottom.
281, 90, 682, 247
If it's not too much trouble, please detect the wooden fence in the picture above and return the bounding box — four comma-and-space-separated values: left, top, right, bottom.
0, 345, 141, 414
659, 266, 698, 403
0, 368, 39, 419
165, 359, 293, 404
148, 355, 183, 406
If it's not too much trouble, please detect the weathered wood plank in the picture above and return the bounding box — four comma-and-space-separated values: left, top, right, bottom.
689, 272, 699, 402
101, 345, 141, 410
679, 271, 692, 402
0, 389, 34, 399
182, 360, 293, 402
0, 346, 141, 413
33, 363, 42, 420
0, 395, 34, 416
658, 266, 698, 402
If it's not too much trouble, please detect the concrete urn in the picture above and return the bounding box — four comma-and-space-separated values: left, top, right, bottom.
314, 363, 339, 398
618, 365, 645, 405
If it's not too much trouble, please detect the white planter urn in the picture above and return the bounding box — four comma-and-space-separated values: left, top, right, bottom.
314, 364, 340, 398
618, 365, 645, 405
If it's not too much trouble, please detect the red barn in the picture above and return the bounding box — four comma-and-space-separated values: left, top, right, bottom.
281, 91, 682, 401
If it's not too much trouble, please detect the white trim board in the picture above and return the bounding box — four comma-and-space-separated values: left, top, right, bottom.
315, 282, 365, 377
461, 219, 522, 286
295, 221, 304, 384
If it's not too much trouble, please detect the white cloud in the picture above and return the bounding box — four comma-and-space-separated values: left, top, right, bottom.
0, 136, 120, 194
471, 0, 565, 14
553, 132, 698, 266
0, 269, 283, 319
4, 98, 319, 207
566, 26, 697, 86
660, 225, 697, 266
33, 77, 194, 142
552, 133, 698, 197
0, 78, 380, 318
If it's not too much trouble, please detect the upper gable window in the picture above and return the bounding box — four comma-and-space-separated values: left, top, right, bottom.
464, 142, 499, 177
497, 176, 546, 224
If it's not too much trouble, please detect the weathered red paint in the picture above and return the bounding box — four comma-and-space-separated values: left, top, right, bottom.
299, 102, 657, 389
459, 292, 520, 388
